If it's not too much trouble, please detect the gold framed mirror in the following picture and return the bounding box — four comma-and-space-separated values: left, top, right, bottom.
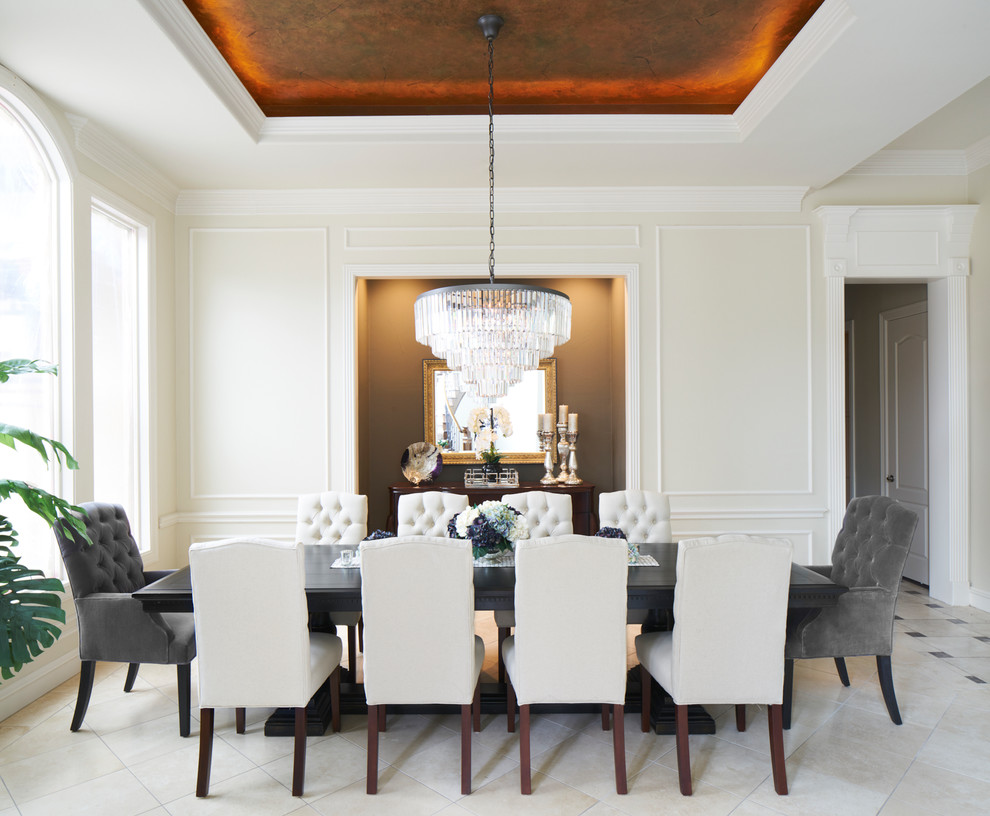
423, 358, 557, 464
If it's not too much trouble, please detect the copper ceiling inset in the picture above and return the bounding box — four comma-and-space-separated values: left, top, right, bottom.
181, 0, 826, 116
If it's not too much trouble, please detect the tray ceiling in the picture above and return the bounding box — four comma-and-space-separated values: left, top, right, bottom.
180, 0, 826, 116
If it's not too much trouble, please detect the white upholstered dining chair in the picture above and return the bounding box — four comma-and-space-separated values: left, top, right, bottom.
189, 538, 343, 798
599, 489, 671, 543
296, 491, 367, 671
599, 489, 672, 626
360, 535, 484, 795
396, 491, 469, 536
494, 491, 574, 679
635, 535, 792, 796
503, 534, 629, 795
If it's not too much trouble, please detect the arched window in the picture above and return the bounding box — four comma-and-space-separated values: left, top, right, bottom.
0, 81, 70, 576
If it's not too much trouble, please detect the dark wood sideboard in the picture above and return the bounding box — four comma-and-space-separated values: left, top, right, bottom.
386, 481, 597, 535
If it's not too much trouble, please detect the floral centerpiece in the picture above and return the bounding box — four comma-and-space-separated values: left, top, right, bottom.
595, 526, 640, 564
469, 406, 512, 466
448, 500, 529, 559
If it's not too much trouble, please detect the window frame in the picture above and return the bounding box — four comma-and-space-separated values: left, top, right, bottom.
90, 192, 155, 556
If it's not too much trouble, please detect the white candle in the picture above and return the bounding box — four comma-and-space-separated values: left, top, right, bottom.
557, 404, 569, 424
568, 412, 578, 432
539, 413, 553, 432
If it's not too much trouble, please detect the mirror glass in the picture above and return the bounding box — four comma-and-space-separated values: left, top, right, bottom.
423, 359, 557, 464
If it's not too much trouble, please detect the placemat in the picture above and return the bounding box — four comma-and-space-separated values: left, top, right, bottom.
332, 553, 660, 568
471, 553, 659, 567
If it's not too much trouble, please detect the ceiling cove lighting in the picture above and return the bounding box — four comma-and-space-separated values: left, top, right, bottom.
414, 14, 571, 401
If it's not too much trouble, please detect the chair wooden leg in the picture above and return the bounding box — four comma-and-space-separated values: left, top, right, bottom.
366, 705, 379, 794
347, 625, 358, 679
877, 655, 902, 725
675, 704, 692, 795
768, 703, 788, 795
473, 679, 482, 732
735, 704, 746, 732
602, 703, 610, 731
519, 704, 532, 794
291, 707, 307, 796
330, 665, 341, 732
123, 662, 139, 692
506, 675, 516, 733
176, 663, 192, 737
378, 703, 387, 732
71, 660, 96, 732
782, 658, 794, 730
640, 663, 651, 733
834, 656, 851, 686
461, 703, 472, 795
196, 708, 214, 797
358, 617, 364, 653
235, 707, 246, 734
613, 704, 627, 794
497, 627, 509, 683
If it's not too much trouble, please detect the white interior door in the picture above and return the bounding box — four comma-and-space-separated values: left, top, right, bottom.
881, 302, 929, 584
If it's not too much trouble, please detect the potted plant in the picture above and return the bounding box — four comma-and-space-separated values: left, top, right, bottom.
0, 359, 90, 682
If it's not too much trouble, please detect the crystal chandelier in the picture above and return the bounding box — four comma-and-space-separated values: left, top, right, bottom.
414, 14, 571, 400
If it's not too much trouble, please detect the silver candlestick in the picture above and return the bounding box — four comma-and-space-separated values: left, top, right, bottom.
564, 430, 582, 484
538, 429, 556, 484
556, 421, 570, 482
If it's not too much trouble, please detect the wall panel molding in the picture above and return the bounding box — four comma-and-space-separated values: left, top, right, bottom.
187, 227, 329, 501
656, 225, 813, 497
344, 225, 642, 250
176, 186, 808, 216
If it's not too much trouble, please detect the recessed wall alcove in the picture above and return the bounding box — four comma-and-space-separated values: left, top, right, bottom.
356, 276, 628, 529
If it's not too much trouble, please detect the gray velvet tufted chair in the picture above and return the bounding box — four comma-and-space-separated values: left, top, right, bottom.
55, 502, 196, 736
783, 495, 918, 728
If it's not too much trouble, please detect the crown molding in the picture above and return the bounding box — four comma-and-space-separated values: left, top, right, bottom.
138, 0, 265, 140
66, 115, 179, 211
259, 113, 741, 144
847, 149, 970, 176
735, 0, 856, 139
175, 186, 808, 216
967, 134, 990, 174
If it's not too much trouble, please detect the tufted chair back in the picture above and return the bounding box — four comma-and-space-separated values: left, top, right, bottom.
56, 502, 147, 597
396, 491, 469, 536
53, 501, 197, 739
599, 490, 671, 543
295, 491, 368, 547
830, 496, 918, 591
501, 492, 573, 538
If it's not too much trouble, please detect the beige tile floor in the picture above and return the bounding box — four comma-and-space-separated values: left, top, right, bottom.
2, 581, 990, 815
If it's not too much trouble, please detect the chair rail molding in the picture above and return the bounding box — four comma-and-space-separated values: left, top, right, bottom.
816, 204, 977, 606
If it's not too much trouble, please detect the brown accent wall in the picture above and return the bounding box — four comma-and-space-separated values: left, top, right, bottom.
357, 277, 626, 529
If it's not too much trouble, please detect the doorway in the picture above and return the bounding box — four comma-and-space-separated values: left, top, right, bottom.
845, 284, 929, 584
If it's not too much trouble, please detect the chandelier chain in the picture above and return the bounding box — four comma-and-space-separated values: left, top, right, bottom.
488, 34, 496, 285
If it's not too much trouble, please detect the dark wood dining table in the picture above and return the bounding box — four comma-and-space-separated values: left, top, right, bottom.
133, 542, 846, 735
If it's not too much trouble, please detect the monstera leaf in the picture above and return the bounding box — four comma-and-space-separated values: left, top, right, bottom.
0, 358, 87, 683
0, 517, 66, 680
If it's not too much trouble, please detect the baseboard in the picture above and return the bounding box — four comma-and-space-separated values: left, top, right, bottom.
969, 586, 990, 615
0, 638, 80, 722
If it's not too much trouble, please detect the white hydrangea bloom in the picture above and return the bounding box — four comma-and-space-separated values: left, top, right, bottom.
455, 507, 479, 538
